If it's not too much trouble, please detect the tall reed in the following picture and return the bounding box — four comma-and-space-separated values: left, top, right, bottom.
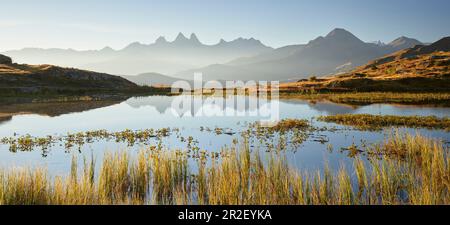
0, 131, 448, 205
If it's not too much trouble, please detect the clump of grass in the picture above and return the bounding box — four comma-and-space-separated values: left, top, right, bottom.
0, 127, 172, 154
248, 119, 311, 151
0, 131, 448, 205
318, 114, 450, 131
280, 92, 450, 106
269, 119, 310, 133
149, 150, 191, 204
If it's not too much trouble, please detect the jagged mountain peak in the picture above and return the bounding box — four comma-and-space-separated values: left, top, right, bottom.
171, 32, 203, 45
155, 36, 168, 44
325, 28, 363, 43
326, 28, 355, 38
174, 32, 189, 42
230, 37, 262, 44
190, 33, 200, 42
214, 37, 267, 48
307, 28, 363, 47
388, 36, 422, 49
218, 38, 226, 44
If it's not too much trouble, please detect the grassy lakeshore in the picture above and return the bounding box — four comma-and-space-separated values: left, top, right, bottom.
318, 114, 450, 131
0, 131, 448, 205
279, 92, 450, 106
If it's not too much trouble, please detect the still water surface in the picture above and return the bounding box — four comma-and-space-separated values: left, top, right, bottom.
0, 95, 448, 175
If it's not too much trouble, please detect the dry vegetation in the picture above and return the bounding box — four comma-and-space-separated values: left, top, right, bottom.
280, 92, 450, 105
0, 131, 448, 205
278, 49, 450, 92
318, 114, 450, 131
0, 63, 53, 76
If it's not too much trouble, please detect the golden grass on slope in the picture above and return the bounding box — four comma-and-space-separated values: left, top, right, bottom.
350, 51, 450, 79
278, 51, 450, 92
318, 114, 450, 131
0, 131, 448, 205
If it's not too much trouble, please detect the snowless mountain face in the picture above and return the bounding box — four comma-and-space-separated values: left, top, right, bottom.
176, 29, 424, 81
3, 29, 425, 82
121, 72, 191, 87
387, 36, 423, 51
2, 33, 273, 75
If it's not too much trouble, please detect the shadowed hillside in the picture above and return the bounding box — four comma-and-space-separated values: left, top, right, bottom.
0, 100, 124, 125
121, 72, 192, 87
0, 54, 138, 96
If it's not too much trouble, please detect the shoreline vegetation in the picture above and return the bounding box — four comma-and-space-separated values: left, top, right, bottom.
0, 86, 177, 104
0, 119, 313, 155
2, 114, 450, 156
279, 92, 450, 106
318, 114, 450, 131
0, 131, 448, 205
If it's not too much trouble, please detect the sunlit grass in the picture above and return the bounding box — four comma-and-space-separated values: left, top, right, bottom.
318, 114, 450, 131
280, 92, 450, 105
0, 131, 448, 205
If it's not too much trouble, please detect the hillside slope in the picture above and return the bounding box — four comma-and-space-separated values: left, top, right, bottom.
0, 54, 137, 95
121, 72, 191, 87
177, 29, 423, 81
280, 37, 450, 92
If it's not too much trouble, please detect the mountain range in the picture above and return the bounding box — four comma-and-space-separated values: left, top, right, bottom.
279, 36, 450, 92
3, 33, 272, 75
2, 29, 426, 83
176, 29, 424, 81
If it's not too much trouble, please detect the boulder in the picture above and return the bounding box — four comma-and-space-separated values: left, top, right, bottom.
0, 54, 12, 64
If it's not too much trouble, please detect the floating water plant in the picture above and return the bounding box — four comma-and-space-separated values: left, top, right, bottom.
318, 114, 450, 131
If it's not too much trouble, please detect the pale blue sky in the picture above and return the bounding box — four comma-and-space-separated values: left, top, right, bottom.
1, 0, 449, 51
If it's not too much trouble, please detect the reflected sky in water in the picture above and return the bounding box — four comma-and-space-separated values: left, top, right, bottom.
0, 95, 449, 175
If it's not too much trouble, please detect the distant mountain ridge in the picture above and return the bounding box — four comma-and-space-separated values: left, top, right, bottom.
176, 28, 424, 81
121, 72, 191, 87
387, 36, 423, 51
3, 33, 272, 75
279, 36, 450, 92
3, 29, 428, 82
0, 54, 137, 95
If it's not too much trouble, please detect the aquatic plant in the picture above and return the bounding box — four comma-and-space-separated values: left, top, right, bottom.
280, 92, 450, 106
318, 114, 450, 131
0, 127, 173, 154
0, 131, 448, 205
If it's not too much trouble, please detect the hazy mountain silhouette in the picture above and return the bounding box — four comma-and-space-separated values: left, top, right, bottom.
176, 28, 423, 81
279, 36, 450, 92
226, 44, 305, 66
125, 96, 175, 114
3, 33, 272, 75
3, 29, 425, 81
121, 72, 192, 87
387, 36, 422, 51
400, 36, 450, 57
